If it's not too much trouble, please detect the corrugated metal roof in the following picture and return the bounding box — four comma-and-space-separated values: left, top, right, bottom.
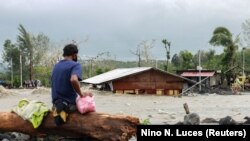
181, 72, 215, 77
82, 67, 152, 84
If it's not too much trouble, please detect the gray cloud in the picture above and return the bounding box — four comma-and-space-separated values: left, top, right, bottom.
0, 0, 249, 61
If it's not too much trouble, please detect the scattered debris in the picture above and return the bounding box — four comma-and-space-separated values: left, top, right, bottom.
0, 86, 14, 97
158, 109, 168, 114
219, 116, 238, 125
148, 115, 153, 118
201, 118, 218, 123
0, 132, 30, 141
174, 121, 184, 125
181, 103, 200, 125
169, 115, 176, 119
184, 113, 200, 125
126, 103, 131, 106
31, 87, 51, 95
183, 103, 190, 114
243, 116, 250, 124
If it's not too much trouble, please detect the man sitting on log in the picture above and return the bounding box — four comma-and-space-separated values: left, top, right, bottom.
51, 43, 92, 126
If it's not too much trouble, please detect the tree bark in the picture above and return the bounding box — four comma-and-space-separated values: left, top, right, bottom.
0, 112, 139, 141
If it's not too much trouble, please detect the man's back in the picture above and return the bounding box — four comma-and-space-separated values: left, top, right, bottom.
51, 59, 82, 104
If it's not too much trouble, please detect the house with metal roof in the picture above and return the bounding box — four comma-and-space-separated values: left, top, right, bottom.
82, 67, 192, 95
176, 69, 221, 88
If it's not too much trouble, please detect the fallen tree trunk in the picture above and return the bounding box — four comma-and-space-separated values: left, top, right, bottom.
0, 112, 139, 141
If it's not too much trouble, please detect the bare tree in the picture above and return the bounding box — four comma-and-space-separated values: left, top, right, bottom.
130, 47, 141, 67
242, 19, 250, 46
83, 52, 110, 77
36, 41, 62, 68
72, 35, 90, 47
131, 40, 155, 67
139, 40, 155, 63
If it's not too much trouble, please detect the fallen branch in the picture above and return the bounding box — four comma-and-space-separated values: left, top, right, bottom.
0, 112, 139, 141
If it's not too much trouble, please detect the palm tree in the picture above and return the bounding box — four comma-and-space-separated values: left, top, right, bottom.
162, 39, 171, 71
17, 24, 33, 81
209, 26, 239, 85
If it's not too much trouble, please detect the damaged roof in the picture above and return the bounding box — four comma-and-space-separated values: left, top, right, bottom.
82, 67, 152, 84
82, 67, 195, 85
181, 72, 215, 77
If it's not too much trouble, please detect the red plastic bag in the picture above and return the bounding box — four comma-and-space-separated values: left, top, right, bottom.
76, 96, 96, 114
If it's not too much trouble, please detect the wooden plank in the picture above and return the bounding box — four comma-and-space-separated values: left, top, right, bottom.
124, 90, 135, 94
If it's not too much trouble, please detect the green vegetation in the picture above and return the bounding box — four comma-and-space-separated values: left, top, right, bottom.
162, 39, 171, 71
1, 21, 250, 88
140, 118, 151, 125
2, 25, 56, 88
209, 27, 240, 85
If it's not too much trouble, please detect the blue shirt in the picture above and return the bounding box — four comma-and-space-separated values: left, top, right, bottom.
51, 60, 82, 104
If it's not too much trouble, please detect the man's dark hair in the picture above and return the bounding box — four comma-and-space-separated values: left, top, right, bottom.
63, 44, 78, 56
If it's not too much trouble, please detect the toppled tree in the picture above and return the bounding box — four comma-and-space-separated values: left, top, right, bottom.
0, 112, 139, 141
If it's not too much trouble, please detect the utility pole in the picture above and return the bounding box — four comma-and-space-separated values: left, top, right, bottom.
20, 52, 23, 88
155, 59, 158, 68
242, 47, 246, 91
11, 58, 13, 88
198, 50, 201, 92
90, 59, 93, 77
84, 52, 108, 77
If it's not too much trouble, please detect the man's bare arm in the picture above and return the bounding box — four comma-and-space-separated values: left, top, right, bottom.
70, 74, 93, 97
70, 74, 83, 97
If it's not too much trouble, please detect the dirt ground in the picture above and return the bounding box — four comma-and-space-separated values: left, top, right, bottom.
1, 86, 250, 125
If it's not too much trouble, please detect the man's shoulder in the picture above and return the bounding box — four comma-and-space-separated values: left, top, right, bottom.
58, 60, 81, 66
72, 61, 81, 67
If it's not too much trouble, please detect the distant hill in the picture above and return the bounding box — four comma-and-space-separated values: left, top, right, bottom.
80, 59, 168, 78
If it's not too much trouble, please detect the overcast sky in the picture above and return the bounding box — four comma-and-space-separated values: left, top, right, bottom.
0, 0, 250, 61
